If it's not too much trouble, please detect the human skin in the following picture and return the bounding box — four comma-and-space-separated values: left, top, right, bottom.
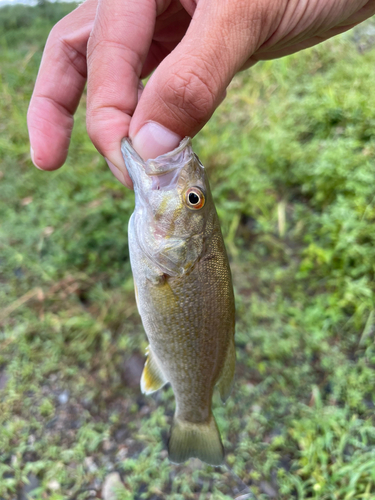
27, 0, 375, 188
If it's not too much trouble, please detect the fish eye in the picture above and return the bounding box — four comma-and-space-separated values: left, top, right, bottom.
185, 187, 205, 210
189, 192, 199, 204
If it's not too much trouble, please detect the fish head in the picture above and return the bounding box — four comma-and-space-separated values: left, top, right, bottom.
121, 137, 213, 276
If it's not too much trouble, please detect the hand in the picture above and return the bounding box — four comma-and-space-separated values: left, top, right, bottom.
27, 0, 375, 188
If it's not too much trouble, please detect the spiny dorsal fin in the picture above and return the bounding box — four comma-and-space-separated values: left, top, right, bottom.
168, 414, 224, 466
140, 347, 167, 394
217, 338, 236, 403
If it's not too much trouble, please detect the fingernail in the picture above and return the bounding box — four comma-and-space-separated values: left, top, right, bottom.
30, 147, 43, 170
105, 158, 133, 189
132, 122, 181, 161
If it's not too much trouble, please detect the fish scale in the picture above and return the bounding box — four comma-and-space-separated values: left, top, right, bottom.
122, 137, 235, 465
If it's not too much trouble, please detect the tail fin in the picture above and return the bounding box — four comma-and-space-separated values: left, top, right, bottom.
168, 414, 224, 466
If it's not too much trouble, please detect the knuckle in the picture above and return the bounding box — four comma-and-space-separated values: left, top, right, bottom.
87, 13, 144, 66
47, 11, 77, 43
161, 61, 219, 126
61, 39, 87, 79
47, 19, 65, 44
46, 20, 87, 80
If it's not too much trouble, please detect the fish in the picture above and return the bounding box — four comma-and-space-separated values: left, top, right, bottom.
121, 137, 235, 466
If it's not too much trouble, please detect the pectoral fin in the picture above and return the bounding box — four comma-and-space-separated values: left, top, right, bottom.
154, 234, 203, 277
217, 338, 236, 403
141, 348, 167, 395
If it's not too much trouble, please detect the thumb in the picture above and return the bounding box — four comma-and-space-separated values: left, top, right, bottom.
129, 0, 264, 160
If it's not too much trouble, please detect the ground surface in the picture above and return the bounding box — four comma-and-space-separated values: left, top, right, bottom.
1, 5, 375, 499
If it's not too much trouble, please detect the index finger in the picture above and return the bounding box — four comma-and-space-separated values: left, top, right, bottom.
27, 0, 97, 170
86, 0, 167, 175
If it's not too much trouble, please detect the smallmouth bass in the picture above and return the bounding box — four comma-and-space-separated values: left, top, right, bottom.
121, 137, 235, 465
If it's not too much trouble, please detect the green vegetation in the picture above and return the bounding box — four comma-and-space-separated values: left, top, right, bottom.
1, 3, 375, 498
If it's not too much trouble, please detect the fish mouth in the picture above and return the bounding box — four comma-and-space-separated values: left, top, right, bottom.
121, 137, 193, 190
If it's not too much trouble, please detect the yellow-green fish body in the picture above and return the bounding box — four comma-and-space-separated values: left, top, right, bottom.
121, 137, 235, 465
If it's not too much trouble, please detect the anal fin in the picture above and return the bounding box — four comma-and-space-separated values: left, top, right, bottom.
141, 347, 167, 395
217, 338, 236, 403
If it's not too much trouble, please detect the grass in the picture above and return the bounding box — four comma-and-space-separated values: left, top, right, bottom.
1, 4, 375, 499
